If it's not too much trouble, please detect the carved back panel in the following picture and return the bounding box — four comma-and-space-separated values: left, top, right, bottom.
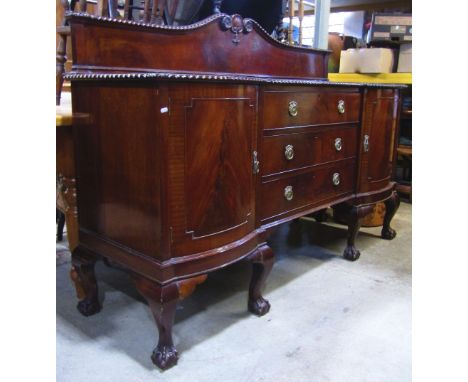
68, 13, 329, 80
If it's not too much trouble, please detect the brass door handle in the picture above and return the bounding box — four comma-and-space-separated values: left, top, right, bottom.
284, 144, 294, 160
363, 135, 370, 152
288, 100, 298, 117
253, 151, 260, 174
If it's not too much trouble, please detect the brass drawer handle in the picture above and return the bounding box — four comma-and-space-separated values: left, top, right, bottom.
288, 100, 298, 117
337, 99, 345, 114
334, 138, 342, 151
332, 173, 340, 186
284, 144, 294, 160
284, 185, 294, 201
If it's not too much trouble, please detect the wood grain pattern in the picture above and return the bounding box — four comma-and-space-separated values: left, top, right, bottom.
166, 83, 258, 257
72, 82, 162, 258
69, 13, 329, 80
358, 88, 399, 193
66, 14, 403, 371
262, 88, 361, 130
259, 159, 356, 223
261, 125, 358, 177
185, 98, 252, 237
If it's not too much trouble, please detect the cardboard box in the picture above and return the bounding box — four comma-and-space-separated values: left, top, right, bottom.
339, 49, 359, 73
397, 43, 412, 73
359, 48, 394, 73
339, 48, 395, 74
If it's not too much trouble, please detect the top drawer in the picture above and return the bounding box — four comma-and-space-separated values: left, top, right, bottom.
262, 88, 361, 130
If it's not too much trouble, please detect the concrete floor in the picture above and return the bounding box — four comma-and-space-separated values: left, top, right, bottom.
57, 202, 411, 382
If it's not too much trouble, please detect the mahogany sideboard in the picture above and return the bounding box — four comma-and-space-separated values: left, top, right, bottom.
62, 12, 404, 370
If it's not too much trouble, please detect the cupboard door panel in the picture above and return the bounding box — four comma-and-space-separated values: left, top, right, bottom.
167, 84, 257, 256
185, 98, 252, 237
359, 89, 399, 193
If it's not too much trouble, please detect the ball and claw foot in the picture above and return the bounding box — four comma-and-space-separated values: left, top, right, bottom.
381, 227, 397, 240
343, 246, 361, 261
248, 297, 271, 316
77, 298, 101, 317
151, 345, 178, 370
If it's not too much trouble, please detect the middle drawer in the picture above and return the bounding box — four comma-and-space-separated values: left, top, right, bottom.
262, 126, 358, 177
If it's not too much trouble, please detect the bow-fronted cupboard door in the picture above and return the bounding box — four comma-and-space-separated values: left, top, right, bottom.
358, 88, 400, 194
161, 83, 258, 258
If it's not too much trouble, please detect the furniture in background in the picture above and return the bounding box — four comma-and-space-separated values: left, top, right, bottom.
56, 0, 173, 105
64, 12, 403, 371
56, 0, 110, 105
56, 92, 79, 251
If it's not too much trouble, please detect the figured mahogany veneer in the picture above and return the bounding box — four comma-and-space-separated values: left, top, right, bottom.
261, 125, 358, 177
261, 88, 361, 130
259, 159, 356, 223
63, 12, 405, 371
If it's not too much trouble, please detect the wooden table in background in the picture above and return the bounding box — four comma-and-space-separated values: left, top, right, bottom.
56, 93, 79, 251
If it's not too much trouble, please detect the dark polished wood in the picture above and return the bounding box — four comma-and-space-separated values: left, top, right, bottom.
262, 124, 358, 177
358, 88, 400, 194
382, 190, 400, 240
262, 88, 361, 129
247, 244, 275, 316
337, 204, 375, 261
65, 13, 404, 370
259, 159, 356, 223
133, 273, 207, 370
69, 13, 329, 80
70, 249, 101, 316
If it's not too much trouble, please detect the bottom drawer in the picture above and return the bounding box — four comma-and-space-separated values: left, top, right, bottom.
259, 159, 356, 222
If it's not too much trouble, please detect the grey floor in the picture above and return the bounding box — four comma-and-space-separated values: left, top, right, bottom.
57, 202, 411, 382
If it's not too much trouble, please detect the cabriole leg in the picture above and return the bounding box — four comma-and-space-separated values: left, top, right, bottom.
247, 244, 275, 316
381, 190, 400, 240
133, 274, 206, 370
343, 204, 374, 261
70, 251, 101, 316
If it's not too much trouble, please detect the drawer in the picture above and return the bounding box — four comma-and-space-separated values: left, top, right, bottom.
262, 126, 358, 177
259, 159, 356, 222
262, 89, 361, 129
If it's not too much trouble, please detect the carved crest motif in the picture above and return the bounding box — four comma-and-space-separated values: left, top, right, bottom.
221, 14, 253, 45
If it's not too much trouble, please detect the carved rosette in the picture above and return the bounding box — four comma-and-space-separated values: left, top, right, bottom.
221, 14, 253, 45
56, 174, 77, 216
